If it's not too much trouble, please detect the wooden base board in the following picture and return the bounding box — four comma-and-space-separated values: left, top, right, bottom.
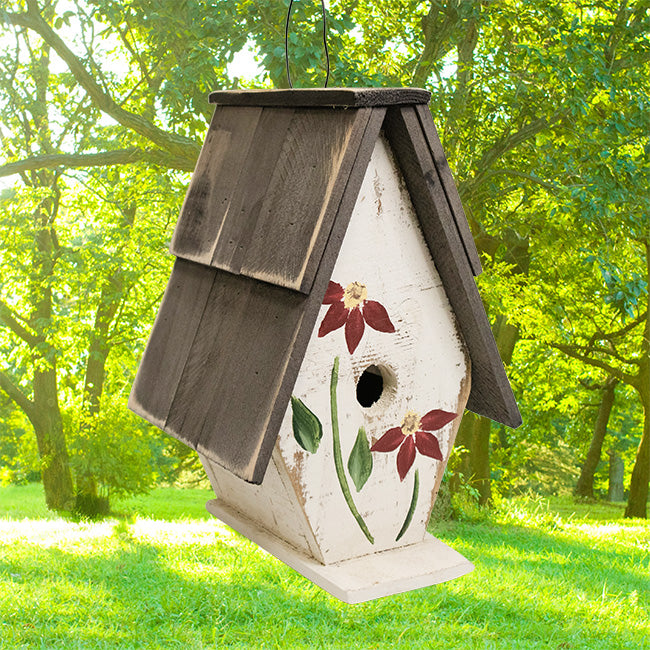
206, 499, 474, 604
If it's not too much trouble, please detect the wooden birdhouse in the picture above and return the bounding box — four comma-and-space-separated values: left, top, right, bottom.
129, 88, 521, 603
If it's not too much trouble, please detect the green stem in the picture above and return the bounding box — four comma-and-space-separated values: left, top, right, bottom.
396, 469, 419, 541
330, 356, 374, 544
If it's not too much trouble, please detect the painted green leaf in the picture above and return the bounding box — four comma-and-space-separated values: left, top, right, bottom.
347, 427, 373, 492
291, 396, 322, 454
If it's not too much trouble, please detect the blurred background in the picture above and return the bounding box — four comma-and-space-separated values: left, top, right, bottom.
0, 0, 648, 519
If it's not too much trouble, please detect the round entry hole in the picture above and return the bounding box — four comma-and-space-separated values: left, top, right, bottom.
356, 365, 384, 408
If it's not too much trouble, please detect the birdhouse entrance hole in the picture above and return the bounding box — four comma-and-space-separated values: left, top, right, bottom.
356, 365, 386, 408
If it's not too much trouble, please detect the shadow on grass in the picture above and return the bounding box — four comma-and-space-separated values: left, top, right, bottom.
1, 517, 649, 649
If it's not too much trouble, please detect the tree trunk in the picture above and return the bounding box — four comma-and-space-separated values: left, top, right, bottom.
608, 450, 625, 502
574, 377, 617, 498
625, 381, 649, 518
22, 43, 74, 511
32, 363, 73, 511
449, 413, 473, 494
471, 415, 492, 504
458, 313, 520, 505
74, 204, 133, 516
624, 241, 650, 518
451, 413, 494, 506
28, 205, 74, 510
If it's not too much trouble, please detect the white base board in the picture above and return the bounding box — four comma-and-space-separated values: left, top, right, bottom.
206, 499, 474, 604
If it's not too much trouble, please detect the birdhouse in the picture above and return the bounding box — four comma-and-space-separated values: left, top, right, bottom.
129, 88, 521, 603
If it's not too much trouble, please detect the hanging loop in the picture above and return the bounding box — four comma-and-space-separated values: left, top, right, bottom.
285, 0, 330, 88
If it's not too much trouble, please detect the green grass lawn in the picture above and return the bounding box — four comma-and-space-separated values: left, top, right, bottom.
0, 485, 648, 649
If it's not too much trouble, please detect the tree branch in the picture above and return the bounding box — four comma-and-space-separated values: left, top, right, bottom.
411, 0, 464, 87
459, 112, 563, 199
0, 299, 40, 348
580, 343, 642, 367
611, 50, 650, 72
0, 368, 36, 421
1, 148, 197, 177
480, 168, 559, 193
481, 113, 562, 170
578, 375, 619, 392
550, 342, 638, 386
593, 310, 648, 342
4, 5, 201, 162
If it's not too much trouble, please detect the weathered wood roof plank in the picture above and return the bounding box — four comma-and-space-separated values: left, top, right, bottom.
128, 258, 216, 434
208, 87, 431, 108
415, 104, 483, 276
170, 106, 373, 294
170, 106, 264, 264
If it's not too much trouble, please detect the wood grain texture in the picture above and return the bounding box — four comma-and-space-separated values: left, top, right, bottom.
414, 104, 483, 276
163, 270, 306, 480
201, 449, 324, 563
208, 107, 295, 272
170, 106, 263, 263
251, 108, 388, 484
240, 108, 367, 292
383, 106, 521, 428
170, 106, 373, 294
208, 87, 431, 108
128, 258, 215, 434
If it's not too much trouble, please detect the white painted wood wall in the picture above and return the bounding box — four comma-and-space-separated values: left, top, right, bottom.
202, 133, 471, 565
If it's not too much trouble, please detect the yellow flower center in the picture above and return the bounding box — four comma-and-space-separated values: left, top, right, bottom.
343, 281, 368, 310
401, 411, 420, 437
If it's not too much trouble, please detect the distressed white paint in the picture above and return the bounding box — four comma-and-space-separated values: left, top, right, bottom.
206, 498, 474, 604
275, 134, 471, 563
206, 133, 471, 573
201, 448, 323, 562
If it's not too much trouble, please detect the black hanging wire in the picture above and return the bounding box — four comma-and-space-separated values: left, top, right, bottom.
285, 0, 330, 88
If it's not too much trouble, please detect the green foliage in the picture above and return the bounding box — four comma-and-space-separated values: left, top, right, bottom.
447, 471, 489, 523
68, 402, 157, 500
580, 253, 648, 321
0, 402, 39, 486
88, 0, 245, 134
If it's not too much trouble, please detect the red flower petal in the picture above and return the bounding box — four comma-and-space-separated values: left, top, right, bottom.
397, 435, 416, 481
370, 427, 405, 452
419, 409, 457, 431
318, 302, 347, 337
415, 431, 443, 461
363, 300, 395, 333
345, 307, 364, 354
323, 281, 344, 304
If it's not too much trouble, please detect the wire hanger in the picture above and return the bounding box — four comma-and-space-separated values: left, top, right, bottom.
284, 0, 330, 88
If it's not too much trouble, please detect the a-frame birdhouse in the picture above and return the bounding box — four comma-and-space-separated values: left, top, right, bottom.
129, 88, 521, 603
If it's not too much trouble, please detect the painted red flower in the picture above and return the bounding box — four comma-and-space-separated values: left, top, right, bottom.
318, 281, 395, 354
370, 409, 457, 481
